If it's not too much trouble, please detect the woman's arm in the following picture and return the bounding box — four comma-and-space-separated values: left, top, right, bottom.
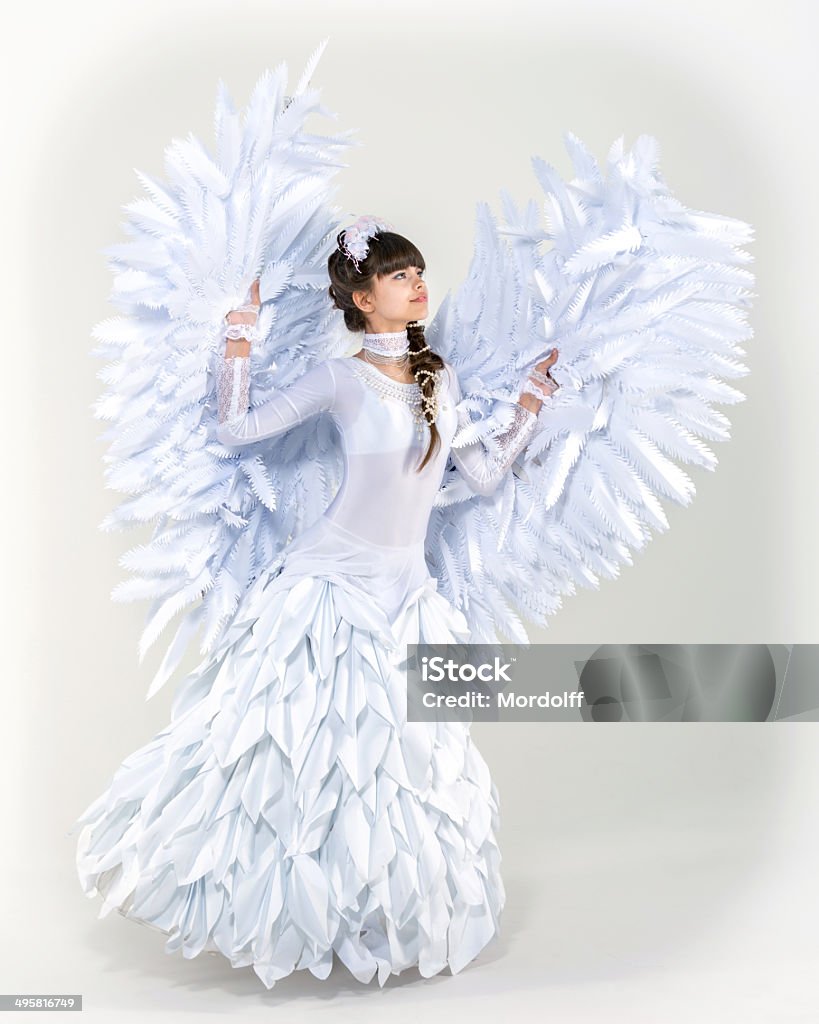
216, 281, 336, 445
444, 356, 558, 497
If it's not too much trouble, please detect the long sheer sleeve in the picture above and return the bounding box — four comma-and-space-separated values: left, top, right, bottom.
216, 355, 337, 445
443, 361, 539, 497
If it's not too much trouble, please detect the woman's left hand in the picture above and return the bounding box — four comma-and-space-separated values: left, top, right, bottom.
518, 347, 559, 413
533, 347, 559, 382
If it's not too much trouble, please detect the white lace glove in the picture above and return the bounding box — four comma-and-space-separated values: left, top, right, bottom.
224, 280, 261, 345
520, 366, 560, 401
520, 348, 561, 403
218, 279, 261, 426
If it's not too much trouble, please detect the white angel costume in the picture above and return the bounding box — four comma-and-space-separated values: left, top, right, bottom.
69, 40, 755, 992
72, 339, 542, 987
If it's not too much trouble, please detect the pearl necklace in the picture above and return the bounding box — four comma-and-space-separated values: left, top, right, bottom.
355, 328, 442, 439
362, 347, 411, 375
350, 360, 443, 441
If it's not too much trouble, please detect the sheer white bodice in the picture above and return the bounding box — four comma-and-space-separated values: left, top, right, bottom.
215, 353, 539, 549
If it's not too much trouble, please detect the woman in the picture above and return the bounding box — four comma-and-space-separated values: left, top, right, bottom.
73, 224, 559, 989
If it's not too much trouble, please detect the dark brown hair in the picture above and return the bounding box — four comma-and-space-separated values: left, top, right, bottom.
327, 230, 445, 472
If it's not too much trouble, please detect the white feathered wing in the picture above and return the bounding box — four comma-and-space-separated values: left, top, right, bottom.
426, 132, 755, 642
91, 40, 357, 696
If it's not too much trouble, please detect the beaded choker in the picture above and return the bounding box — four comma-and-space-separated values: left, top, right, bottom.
361, 329, 409, 357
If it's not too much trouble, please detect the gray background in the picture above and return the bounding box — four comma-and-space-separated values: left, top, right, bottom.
3, 0, 818, 1019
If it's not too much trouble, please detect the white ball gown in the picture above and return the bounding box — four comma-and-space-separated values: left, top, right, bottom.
71, 349, 542, 988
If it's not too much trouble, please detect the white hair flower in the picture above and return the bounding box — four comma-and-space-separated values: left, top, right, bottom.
339, 214, 395, 271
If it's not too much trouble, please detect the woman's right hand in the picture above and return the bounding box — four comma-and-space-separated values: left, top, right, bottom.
224, 279, 261, 357
226, 278, 261, 327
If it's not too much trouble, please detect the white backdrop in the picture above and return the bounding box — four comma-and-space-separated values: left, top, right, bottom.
3, 0, 817, 1019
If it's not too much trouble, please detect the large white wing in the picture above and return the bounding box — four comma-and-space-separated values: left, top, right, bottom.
92, 40, 358, 695
426, 132, 755, 642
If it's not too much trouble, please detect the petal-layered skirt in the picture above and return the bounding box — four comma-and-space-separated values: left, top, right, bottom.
72, 518, 506, 988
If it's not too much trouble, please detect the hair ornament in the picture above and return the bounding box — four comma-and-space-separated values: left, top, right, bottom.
339, 214, 395, 272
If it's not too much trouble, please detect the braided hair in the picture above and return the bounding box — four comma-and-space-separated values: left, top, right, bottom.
328, 230, 445, 472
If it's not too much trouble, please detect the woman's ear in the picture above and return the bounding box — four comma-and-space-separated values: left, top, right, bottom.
352, 288, 372, 314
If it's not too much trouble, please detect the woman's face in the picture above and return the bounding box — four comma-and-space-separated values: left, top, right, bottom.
354, 264, 429, 332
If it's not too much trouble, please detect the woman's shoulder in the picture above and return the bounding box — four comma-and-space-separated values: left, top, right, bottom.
319, 355, 363, 378
330, 355, 399, 388
436, 356, 456, 385
333, 354, 372, 377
